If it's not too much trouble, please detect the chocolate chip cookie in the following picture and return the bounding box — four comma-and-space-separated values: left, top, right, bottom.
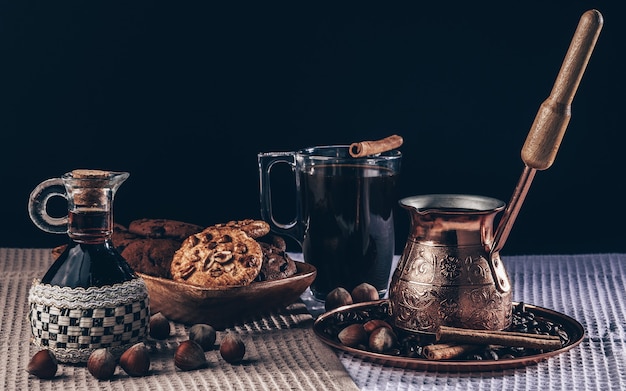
257, 233, 287, 252
112, 223, 140, 252
128, 218, 204, 241
211, 219, 270, 239
121, 238, 181, 278
170, 226, 263, 287
257, 242, 297, 281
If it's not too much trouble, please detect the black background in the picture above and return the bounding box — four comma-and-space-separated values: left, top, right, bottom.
1, 1, 623, 256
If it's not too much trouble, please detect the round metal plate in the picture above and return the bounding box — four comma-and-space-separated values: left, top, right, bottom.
313, 300, 584, 372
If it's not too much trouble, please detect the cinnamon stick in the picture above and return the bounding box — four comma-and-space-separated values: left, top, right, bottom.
349, 135, 403, 158
436, 325, 562, 351
423, 343, 481, 360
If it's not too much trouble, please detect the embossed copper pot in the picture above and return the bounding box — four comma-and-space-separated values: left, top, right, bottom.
388, 194, 512, 333
389, 10, 603, 334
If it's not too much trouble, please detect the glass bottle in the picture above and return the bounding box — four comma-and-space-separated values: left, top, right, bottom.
27, 169, 150, 363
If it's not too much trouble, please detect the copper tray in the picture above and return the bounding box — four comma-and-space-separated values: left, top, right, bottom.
313, 300, 584, 371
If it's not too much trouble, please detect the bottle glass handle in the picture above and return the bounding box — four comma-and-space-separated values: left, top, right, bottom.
28, 178, 68, 234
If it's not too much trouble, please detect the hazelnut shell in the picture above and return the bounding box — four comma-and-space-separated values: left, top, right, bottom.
174, 340, 208, 371
368, 326, 397, 353
351, 282, 379, 303
325, 287, 353, 312
27, 349, 58, 379
87, 348, 117, 380
220, 333, 246, 364
149, 312, 171, 340
119, 343, 151, 377
337, 324, 368, 347
189, 323, 217, 351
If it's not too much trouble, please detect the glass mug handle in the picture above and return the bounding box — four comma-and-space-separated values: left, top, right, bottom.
257, 152, 304, 245
28, 178, 68, 234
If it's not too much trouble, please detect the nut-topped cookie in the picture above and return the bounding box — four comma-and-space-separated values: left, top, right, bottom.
211, 219, 270, 239
170, 227, 263, 287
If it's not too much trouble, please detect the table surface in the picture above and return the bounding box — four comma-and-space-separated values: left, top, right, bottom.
2, 248, 625, 390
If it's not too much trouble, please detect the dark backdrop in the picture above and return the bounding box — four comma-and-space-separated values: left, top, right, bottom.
1, 1, 623, 256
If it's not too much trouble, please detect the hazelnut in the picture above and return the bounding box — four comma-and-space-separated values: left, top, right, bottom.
368, 326, 397, 353
26, 349, 58, 379
337, 324, 367, 347
351, 283, 379, 303
87, 348, 117, 380
325, 287, 353, 312
189, 323, 217, 351
149, 312, 171, 340
119, 342, 150, 377
363, 319, 392, 334
174, 340, 208, 371
219, 333, 246, 364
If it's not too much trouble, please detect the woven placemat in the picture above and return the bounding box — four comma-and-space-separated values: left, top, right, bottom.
5, 248, 626, 390
0, 248, 359, 391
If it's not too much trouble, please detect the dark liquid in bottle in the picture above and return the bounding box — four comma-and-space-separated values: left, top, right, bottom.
300, 164, 397, 300
41, 210, 136, 288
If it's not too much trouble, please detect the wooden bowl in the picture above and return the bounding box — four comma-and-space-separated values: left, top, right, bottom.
137, 262, 316, 329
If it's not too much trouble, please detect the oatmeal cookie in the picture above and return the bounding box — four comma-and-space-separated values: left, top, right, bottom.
211, 219, 270, 239
170, 226, 263, 287
128, 218, 204, 241
121, 238, 181, 278
257, 242, 297, 281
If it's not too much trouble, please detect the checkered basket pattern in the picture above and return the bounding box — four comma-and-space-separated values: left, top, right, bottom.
28, 277, 150, 363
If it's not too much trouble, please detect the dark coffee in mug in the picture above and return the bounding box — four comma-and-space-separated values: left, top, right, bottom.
258, 145, 401, 302
300, 164, 398, 299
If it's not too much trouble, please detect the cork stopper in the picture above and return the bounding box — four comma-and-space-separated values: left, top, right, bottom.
71, 169, 111, 179
69, 169, 114, 208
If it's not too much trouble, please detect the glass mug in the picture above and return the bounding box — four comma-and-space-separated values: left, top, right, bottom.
258, 145, 401, 301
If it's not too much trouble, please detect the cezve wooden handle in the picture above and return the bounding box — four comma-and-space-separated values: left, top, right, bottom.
521, 9, 603, 170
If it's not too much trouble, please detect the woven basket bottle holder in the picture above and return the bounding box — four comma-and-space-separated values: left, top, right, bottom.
28, 278, 150, 363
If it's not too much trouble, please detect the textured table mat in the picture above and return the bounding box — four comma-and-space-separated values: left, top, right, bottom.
3, 249, 626, 390
0, 248, 359, 391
